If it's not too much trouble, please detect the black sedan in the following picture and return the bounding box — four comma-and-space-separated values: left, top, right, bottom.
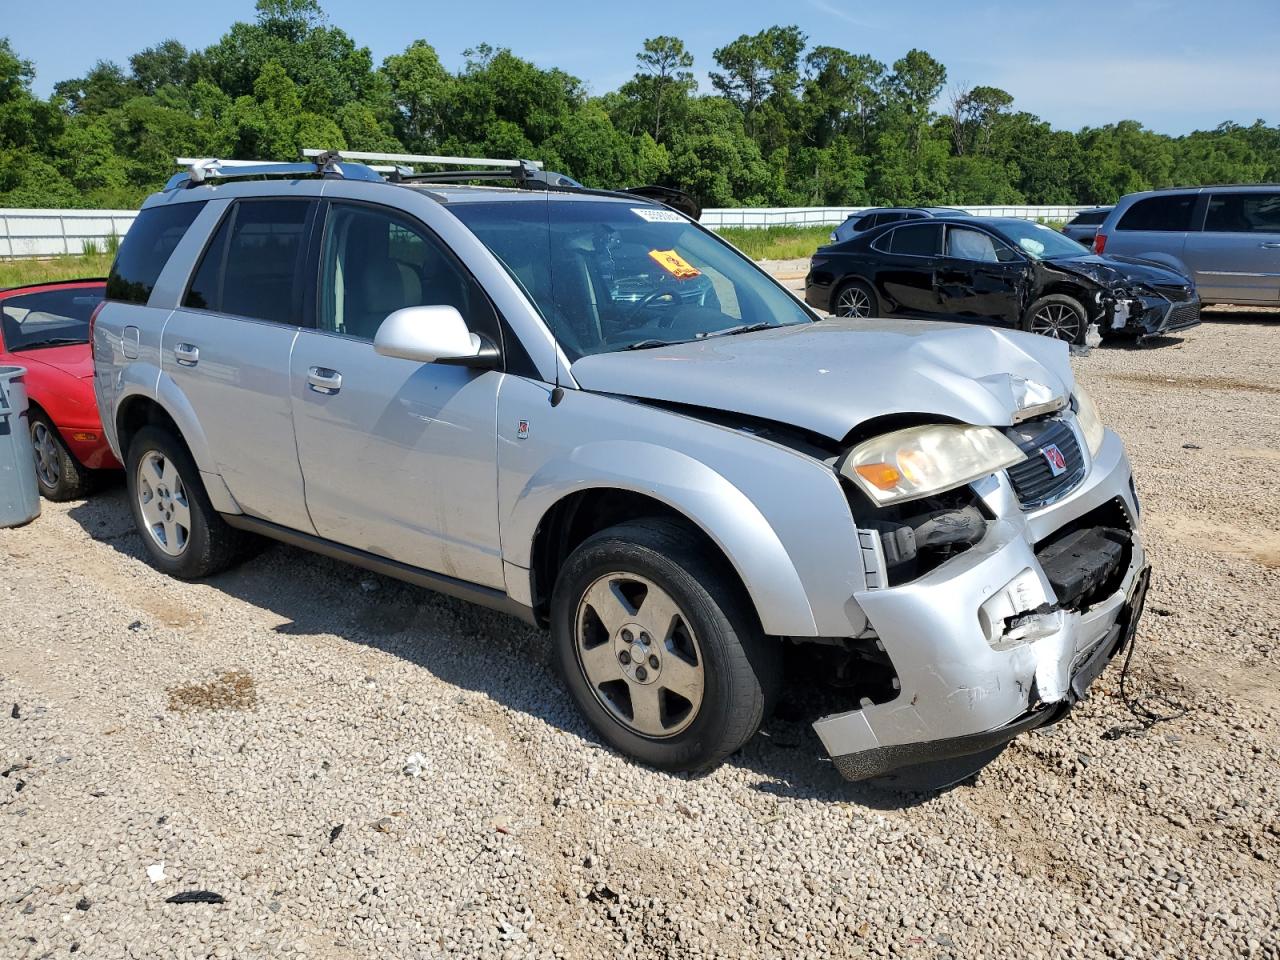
805, 216, 1201, 342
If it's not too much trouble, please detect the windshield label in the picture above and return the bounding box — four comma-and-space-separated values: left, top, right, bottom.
633, 207, 684, 223
648, 249, 702, 280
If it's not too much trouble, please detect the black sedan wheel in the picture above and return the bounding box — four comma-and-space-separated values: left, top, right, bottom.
833, 280, 877, 318
1023, 294, 1087, 343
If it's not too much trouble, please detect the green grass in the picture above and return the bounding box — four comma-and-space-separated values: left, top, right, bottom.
0, 253, 113, 290
714, 225, 834, 261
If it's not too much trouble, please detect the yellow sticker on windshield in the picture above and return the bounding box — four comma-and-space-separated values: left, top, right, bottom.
648, 249, 702, 280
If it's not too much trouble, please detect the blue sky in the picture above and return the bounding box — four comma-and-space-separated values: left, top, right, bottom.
6, 0, 1279, 134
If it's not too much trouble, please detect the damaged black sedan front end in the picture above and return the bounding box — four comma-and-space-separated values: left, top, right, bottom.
1054, 255, 1202, 340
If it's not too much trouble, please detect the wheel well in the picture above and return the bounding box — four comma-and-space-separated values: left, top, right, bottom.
528, 489, 758, 629
115, 397, 185, 462
1037, 283, 1095, 316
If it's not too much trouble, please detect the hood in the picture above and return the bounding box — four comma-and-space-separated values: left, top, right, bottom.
570, 319, 1075, 442
1051, 254, 1190, 287
11, 343, 94, 380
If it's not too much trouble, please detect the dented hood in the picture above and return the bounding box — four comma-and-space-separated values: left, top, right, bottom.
570, 319, 1076, 442
1050, 253, 1191, 287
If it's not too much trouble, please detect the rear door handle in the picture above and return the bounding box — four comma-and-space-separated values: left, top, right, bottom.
173, 343, 199, 366
1260, 242, 1280, 249
307, 366, 342, 394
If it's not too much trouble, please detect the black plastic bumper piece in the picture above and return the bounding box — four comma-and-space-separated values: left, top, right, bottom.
830, 565, 1151, 783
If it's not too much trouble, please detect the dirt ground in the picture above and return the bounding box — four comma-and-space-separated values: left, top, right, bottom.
2, 307, 1279, 959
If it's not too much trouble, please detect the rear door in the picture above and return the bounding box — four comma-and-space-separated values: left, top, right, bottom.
1182, 190, 1280, 304
934, 225, 1027, 325
161, 198, 318, 533
288, 199, 505, 588
872, 223, 943, 316
1107, 192, 1197, 272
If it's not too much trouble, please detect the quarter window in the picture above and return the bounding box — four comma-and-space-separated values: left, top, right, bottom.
888, 223, 942, 257
1116, 195, 1197, 232
1204, 192, 1280, 233
184, 200, 313, 324
317, 202, 495, 342
107, 202, 206, 305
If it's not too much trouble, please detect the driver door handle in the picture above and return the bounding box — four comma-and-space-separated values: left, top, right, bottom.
1260, 242, 1280, 249
307, 366, 342, 394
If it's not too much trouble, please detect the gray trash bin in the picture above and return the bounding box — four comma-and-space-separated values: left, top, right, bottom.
0, 365, 41, 527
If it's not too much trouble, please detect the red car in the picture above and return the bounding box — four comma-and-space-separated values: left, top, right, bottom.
0, 278, 118, 500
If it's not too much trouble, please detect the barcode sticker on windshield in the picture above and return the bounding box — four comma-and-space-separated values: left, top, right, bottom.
648, 249, 702, 280
633, 207, 684, 223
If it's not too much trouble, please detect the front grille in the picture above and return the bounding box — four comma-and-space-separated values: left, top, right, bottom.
1153, 282, 1193, 303
1004, 417, 1086, 509
1162, 299, 1201, 331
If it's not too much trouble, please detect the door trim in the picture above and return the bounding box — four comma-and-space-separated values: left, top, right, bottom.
221, 512, 536, 624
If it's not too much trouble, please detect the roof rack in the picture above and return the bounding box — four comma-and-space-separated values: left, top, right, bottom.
301, 148, 581, 189
165, 151, 384, 190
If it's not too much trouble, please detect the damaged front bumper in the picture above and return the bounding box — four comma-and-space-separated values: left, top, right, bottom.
814, 429, 1148, 781
1103, 290, 1201, 339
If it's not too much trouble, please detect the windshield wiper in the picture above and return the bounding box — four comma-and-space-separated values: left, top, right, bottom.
698, 322, 776, 340
623, 338, 687, 351
16, 338, 86, 350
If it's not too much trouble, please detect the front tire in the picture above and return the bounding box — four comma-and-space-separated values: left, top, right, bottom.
1023, 293, 1087, 343
30, 413, 92, 501
125, 425, 246, 579
551, 519, 781, 773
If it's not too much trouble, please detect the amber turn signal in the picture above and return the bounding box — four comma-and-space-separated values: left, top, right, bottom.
855, 463, 902, 490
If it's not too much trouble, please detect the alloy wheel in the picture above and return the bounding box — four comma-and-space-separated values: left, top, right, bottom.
31, 422, 60, 488
836, 286, 872, 318
1029, 303, 1084, 341
136, 450, 191, 557
574, 573, 705, 738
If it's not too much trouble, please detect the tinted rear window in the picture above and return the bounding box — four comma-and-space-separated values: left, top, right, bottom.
184, 199, 313, 324
1070, 210, 1109, 226
1204, 192, 1280, 233
106, 202, 205, 305
0, 286, 102, 350
888, 223, 942, 256
1116, 195, 1196, 232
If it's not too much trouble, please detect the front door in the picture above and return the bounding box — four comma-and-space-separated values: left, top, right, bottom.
934, 225, 1027, 326
289, 200, 505, 588
1184, 190, 1280, 304
161, 197, 317, 533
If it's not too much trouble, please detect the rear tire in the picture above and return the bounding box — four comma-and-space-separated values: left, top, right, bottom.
30, 412, 93, 501
551, 519, 781, 773
832, 279, 878, 318
125, 425, 247, 579
1022, 294, 1087, 343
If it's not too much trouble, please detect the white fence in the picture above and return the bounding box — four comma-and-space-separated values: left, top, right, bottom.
700, 205, 1092, 229
1, 203, 1094, 258
1, 208, 138, 258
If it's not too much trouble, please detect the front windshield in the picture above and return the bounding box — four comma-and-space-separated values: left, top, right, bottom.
0, 287, 99, 351
448, 199, 813, 360
997, 220, 1089, 261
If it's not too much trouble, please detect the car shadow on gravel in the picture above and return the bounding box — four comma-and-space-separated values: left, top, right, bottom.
68, 492, 964, 810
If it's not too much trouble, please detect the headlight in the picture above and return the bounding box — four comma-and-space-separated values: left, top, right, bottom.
840, 424, 1026, 506
1074, 385, 1105, 457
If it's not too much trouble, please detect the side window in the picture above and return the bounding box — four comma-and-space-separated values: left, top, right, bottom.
183, 199, 313, 324
946, 227, 1000, 263
1204, 192, 1280, 234
318, 202, 496, 342
875, 212, 904, 227
1116, 195, 1196, 232
888, 223, 942, 257
107, 202, 206, 305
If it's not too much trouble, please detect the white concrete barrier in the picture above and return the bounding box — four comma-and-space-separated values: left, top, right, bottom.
1, 204, 1095, 258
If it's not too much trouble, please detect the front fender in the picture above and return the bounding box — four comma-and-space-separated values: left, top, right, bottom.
506, 439, 819, 636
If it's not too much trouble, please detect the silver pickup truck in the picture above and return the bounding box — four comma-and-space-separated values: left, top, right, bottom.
92, 152, 1149, 781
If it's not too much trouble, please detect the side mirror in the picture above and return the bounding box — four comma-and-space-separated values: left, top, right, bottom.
373, 305, 498, 368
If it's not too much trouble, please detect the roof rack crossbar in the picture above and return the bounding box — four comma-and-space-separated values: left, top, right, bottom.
302, 149, 544, 170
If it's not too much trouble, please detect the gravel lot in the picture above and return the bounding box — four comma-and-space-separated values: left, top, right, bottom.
3, 306, 1279, 959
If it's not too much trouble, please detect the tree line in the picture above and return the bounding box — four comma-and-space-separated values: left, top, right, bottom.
2, 0, 1278, 211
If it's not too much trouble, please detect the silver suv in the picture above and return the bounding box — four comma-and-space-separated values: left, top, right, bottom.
1096, 185, 1280, 305
93, 152, 1150, 782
